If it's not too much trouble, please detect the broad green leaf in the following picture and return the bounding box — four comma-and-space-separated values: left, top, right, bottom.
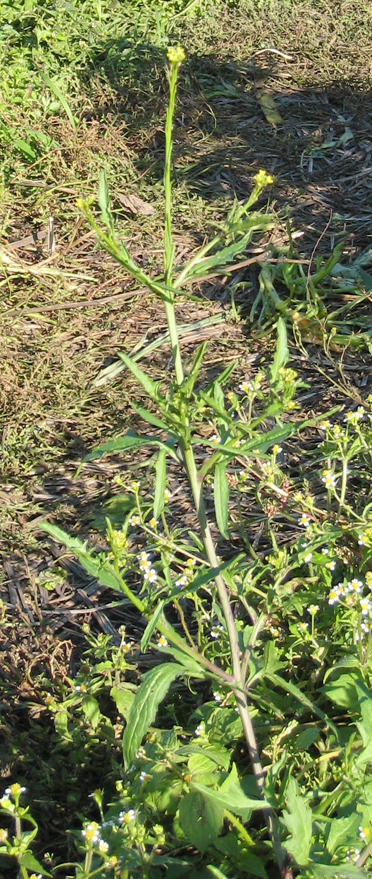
83, 431, 179, 463
188, 753, 218, 778
177, 744, 231, 771
326, 814, 360, 857
311, 864, 364, 879
122, 663, 184, 769
193, 780, 265, 818
140, 602, 166, 653
178, 790, 224, 852
19, 852, 51, 876
321, 672, 361, 711
270, 317, 289, 383
159, 643, 206, 678
354, 681, 372, 766
110, 685, 135, 720
54, 708, 71, 740
214, 460, 229, 539
39, 523, 125, 593
281, 777, 312, 866
81, 695, 101, 729
118, 352, 162, 402
154, 448, 167, 520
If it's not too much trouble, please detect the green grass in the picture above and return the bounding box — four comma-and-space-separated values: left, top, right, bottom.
2, 1, 372, 877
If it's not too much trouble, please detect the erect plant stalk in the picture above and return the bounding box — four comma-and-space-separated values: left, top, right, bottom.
163, 48, 284, 873
181, 442, 284, 870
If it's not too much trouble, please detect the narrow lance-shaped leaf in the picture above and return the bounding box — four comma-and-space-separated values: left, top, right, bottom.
83, 432, 179, 463
122, 663, 184, 769
214, 460, 229, 539
140, 601, 166, 653
118, 352, 163, 402
270, 316, 289, 384
39, 522, 125, 593
98, 169, 115, 234
153, 447, 167, 521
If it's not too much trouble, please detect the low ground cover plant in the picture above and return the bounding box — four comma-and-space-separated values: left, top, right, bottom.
3, 7, 372, 879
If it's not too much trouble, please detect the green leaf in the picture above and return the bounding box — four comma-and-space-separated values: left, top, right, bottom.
83, 431, 179, 462
177, 744, 231, 771
178, 790, 224, 852
98, 169, 114, 232
81, 695, 101, 729
270, 316, 289, 383
281, 777, 312, 867
193, 780, 265, 818
39, 523, 125, 593
54, 708, 71, 740
321, 671, 361, 711
19, 852, 51, 876
207, 867, 230, 879
118, 352, 162, 402
214, 460, 229, 539
122, 663, 184, 769
154, 448, 167, 520
140, 602, 166, 653
14, 138, 37, 159
110, 685, 135, 720
42, 73, 77, 132
132, 406, 172, 431
182, 341, 208, 397
326, 815, 360, 857
310, 865, 364, 879
267, 672, 337, 734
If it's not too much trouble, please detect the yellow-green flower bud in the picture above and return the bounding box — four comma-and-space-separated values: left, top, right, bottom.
167, 46, 186, 65
253, 169, 274, 187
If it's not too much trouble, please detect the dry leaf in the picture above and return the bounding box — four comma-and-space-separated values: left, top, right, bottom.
117, 192, 155, 216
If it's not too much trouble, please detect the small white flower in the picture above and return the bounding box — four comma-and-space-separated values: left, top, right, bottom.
360, 598, 371, 616
308, 604, 319, 616
194, 722, 205, 737
82, 822, 101, 844
322, 469, 336, 489
129, 515, 140, 526
210, 624, 224, 639
328, 588, 339, 605
298, 514, 311, 528
304, 552, 313, 563
213, 691, 223, 703
157, 635, 168, 648
118, 809, 135, 825
98, 839, 109, 853
239, 380, 253, 394
325, 560, 336, 571
139, 771, 152, 783
348, 578, 363, 594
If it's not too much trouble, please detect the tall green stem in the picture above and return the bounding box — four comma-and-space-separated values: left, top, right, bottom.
163, 48, 284, 873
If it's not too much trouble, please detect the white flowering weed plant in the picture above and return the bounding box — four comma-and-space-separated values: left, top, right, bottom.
22, 47, 372, 879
